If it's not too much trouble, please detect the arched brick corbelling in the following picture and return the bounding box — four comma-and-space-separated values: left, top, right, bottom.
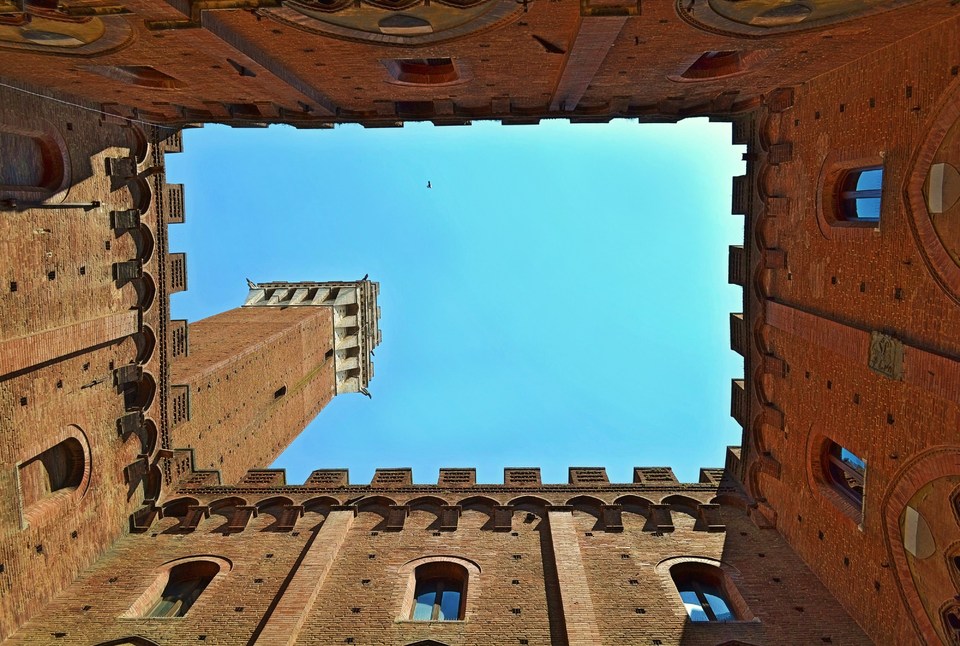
161, 497, 200, 517
758, 163, 779, 201
660, 494, 701, 517
746, 458, 766, 503
710, 493, 751, 512
208, 496, 248, 512
407, 495, 451, 509
255, 496, 294, 510
357, 495, 398, 509
505, 495, 551, 509
904, 75, 960, 306
613, 494, 654, 508
456, 495, 501, 510
565, 495, 606, 509
749, 414, 767, 455
131, 223, 155, 265
753, 364, 772, 406
134, 272, 156, 311
133, 325, 156, 365
756, 216, 779, 251
127, 126, 149, 164
759, 110, 778, 152
303, 495, 340, 510
129, 177, 152, 214
882, 447, 960, 644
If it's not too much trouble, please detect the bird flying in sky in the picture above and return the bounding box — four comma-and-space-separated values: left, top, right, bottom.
427, 181, 432, 189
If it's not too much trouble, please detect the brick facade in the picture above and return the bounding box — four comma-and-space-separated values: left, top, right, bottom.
2, 1, 960, 643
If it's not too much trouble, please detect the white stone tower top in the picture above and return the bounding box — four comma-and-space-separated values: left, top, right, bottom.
242, 279, 381, 395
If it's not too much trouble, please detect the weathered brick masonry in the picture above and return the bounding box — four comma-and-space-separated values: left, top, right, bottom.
2, 0, 960, 643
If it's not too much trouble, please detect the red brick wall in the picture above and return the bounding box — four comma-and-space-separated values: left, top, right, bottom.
6, 480, 869, 645
170, 306, 336, 484
739, 14, 960, 645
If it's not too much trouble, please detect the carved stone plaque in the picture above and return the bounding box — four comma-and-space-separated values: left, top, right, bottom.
868, 331, 904, 380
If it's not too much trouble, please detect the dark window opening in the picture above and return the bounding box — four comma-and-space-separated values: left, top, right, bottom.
385, 58, 459, 85
146, 561, 219, 618
838, 167, 882, 222
680, 51, 745, 80
274, 385, 287, 399
19, 437, 85, 512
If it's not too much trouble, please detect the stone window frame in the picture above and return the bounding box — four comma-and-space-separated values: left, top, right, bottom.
655, 556, 757, 624
808, 434, 867, 527
382, 57, 469, 87
815, 154, 886, 238
15, 424, 92, 530
396, 555, 481, 623
121, 555, 232, 619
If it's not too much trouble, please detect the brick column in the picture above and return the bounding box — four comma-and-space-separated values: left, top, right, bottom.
547, 509, 602, 645
254, 509, 355, 645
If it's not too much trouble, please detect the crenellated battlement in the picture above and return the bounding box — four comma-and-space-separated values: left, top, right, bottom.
153, 458, 746, 536
174, 448, 743, 495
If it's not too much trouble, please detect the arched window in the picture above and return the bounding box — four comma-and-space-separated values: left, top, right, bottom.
384, 58, 459, 85
410, 562, 466, 621
823, 441, 865, 511
670, 563, 738, 622
18, 435, 88, 526
680, 51, 745, 80
838, 167, 883, 222
145, 560, 219, 618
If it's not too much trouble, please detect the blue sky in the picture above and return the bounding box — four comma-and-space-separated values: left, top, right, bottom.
166, 118, 745, 486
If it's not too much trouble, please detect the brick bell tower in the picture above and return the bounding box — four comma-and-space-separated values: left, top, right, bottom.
168, 279, 381, 484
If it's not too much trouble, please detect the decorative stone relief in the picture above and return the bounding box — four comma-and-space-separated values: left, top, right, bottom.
868, 331, 904, 380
